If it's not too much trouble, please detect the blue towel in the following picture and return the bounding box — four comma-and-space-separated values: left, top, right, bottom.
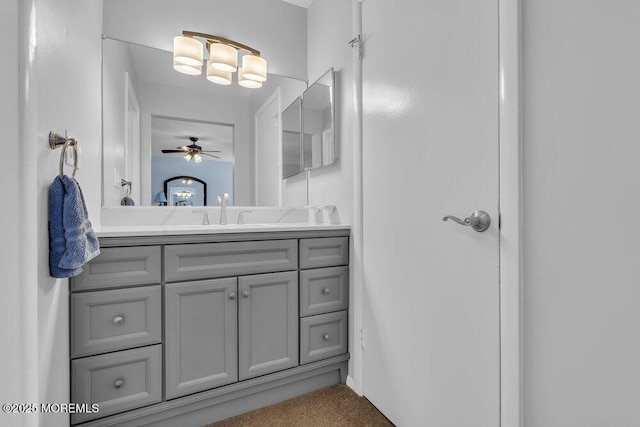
48, 175, 100, 278
49, 176, 80, 278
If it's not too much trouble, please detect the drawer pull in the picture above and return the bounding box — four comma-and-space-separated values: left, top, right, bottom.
242, 291, 250, 298
228, 292, 236, 300
112, 316, 125, 326
323, 333, 330, 341
322, 288, 331, 295
113, 378, 125, 389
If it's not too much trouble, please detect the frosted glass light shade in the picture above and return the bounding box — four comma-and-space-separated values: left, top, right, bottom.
207, 61, 232, 85
241, 55, 267, 82
194, 154, 203, 163
173, 36, 203, 67
184, 153, 193, 161
209, 43, 238, 72
238, 67, 262, 89
173, 59, 202, 75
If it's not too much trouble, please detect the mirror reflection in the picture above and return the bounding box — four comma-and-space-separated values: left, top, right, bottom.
282, 97, 302, 179
303, 68, 335, 171
162, 176, 207, 207
102, 37, 307, 207
152, 117, 233, 205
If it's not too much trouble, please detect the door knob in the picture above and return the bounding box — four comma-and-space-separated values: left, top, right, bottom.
442, 210, 491, 232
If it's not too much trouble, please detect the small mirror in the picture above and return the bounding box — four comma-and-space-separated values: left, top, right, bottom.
282, 97, 303, 179
302, 68, 335, 171
163, 176, 207, 206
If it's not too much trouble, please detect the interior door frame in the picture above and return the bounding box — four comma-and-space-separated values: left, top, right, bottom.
254, 88, 282, 206
498, 0, 523, 425
349, 0, 524, 426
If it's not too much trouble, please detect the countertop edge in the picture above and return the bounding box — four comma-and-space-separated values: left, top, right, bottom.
94, 224, 351, 239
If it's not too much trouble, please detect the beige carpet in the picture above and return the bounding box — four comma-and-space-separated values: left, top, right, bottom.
205, 384, 394, 427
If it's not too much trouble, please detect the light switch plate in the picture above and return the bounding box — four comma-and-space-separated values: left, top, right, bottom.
114, 168, 121, 188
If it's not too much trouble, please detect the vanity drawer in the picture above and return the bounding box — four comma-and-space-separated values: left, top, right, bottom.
71, 286, 162, 358
300, 266, 349, 317
165, 240, 298, 282
300, 310, 347, 364
71, 345, 162, 424
299, 237, 349, 269
71, 246, 161, 291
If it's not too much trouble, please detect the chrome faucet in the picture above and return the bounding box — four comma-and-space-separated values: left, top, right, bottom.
237, 210, 252, 224
216, 193, 230, 225
192, 210, 210, 225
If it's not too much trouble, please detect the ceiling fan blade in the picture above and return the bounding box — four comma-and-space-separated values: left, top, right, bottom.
162, 149, 187, 153
201, 150, 221, 153
201, 153, 221, 159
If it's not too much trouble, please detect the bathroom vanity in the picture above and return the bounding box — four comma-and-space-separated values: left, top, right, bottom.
69, 226, 350, 426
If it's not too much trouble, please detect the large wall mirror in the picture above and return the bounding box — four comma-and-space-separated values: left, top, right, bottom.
102, 37, 307, 207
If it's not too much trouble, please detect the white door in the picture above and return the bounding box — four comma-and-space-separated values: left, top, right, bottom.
255, 92, 281, 206
362, 1, 500, 426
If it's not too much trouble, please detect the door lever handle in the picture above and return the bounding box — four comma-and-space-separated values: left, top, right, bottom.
443, 210, 491, 232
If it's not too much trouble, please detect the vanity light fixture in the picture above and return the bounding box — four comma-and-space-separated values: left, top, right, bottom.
176, 190, 193, 199
238, 67, 263, 89
173, 31, 267, 88
173, 59, 201, 76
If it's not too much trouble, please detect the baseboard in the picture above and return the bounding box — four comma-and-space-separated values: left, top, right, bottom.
345, 375, 362, 396
78, 356, 349, 427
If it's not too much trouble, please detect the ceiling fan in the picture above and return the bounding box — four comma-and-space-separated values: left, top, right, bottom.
161, 137, 221, 163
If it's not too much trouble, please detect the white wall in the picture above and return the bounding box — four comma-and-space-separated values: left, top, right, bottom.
523, 1, 640, 425
16, 1, 104, 426
306, 0, 353, 225
0, 1, 23, 425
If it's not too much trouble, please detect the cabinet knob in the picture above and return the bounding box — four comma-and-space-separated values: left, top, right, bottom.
113, 379, 125, 389
228, 293, 236, 300
242, 291, 250, 298
112, 316, 125, 326
322, 288, 331, 295
323, 333, 330, 341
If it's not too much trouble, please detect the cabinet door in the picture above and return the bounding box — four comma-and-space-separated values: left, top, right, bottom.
165, 278, 238, 399
238, 271, 298, 380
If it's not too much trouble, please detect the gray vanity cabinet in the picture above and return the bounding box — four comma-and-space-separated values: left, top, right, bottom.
164, 278, 238, 399
238, 271, 298, 380
298, 238, 349, 365
164, 271, 298, 398
70, 230, 350, 427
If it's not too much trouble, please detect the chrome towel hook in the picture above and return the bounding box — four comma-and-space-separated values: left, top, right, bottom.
49, 131, 79, 177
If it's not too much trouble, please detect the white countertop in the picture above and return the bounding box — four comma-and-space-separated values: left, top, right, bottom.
94, 223, 350, 238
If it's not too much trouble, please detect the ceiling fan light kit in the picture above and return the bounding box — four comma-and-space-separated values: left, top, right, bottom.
161, 136, 222, 162
173, 31, 267, 88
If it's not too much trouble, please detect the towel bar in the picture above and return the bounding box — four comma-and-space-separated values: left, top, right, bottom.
49, 131, 79, 177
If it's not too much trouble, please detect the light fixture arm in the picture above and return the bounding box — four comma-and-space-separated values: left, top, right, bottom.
182, 30, 261, 56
